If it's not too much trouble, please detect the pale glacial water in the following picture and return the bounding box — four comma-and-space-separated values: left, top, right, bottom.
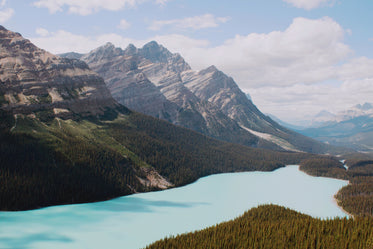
0, 165, 349, 249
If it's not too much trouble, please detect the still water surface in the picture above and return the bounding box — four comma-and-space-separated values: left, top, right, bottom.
0, 165, 349, 249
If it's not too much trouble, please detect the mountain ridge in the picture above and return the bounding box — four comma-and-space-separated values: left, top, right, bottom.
77, 41, 270, 149
68, 41, 341, 154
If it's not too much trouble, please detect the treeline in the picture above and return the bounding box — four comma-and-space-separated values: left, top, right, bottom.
0, 109, 319, 210
0, 125, 143, 210
336, 157, 373, 217
107, 112, 314, 186
0, 109, 150, 210
299, 157, 348, 179
300, 154, 373, 217
146, 204, 373, 249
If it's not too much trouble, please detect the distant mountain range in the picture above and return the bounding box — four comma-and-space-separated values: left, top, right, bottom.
296, 103, 373, 151
266, 114, 306, 131
61, 42, 338, 154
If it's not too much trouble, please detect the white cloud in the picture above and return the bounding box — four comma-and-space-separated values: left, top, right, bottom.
148, 14, 230, 31
29, 16, 373, 123
30, 30, 209, 55
174, 17, 352, 88
248, 79, 373, 124
155, 0, 168, 5
35, 27, 50, 37
0, 8, 13, 22
0, 0, 6, 7
31, 30, 133, 54
118, 19, 131, 30
147, 34, 210, 52
283, 0, 335, 10
338, 57, 373, 81
33, 0, 169, 15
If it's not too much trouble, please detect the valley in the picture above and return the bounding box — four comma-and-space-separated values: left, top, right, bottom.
0, 17, 372, 249
0, 25, 317, 211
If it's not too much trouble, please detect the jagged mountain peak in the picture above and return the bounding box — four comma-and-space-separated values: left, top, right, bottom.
200, 65, 219, 74
124, 43, 138, 56
82, 42, 124, 63
139, 41, 173, 63
142, 40, 164, 51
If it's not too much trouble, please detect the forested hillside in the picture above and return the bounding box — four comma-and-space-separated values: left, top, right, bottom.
300, 154, 373, 217
0, 108, 317, 211
146, 205, 373, 249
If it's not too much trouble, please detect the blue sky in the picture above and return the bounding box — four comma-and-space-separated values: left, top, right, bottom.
1, 0, 373, 124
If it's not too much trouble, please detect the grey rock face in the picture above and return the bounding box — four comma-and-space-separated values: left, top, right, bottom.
0, 26, 117, 118
181, 65, 335, 153
80, 41, 260, 147
75, 41, 334, 153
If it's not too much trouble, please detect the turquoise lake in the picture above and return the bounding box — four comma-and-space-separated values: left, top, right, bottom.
0, 165, 349, 249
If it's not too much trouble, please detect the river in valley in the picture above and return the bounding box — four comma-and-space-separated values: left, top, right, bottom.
0, 165, 349, 249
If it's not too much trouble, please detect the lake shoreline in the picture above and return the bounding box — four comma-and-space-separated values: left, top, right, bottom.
332, 196, 353, 217
0, 165, 349, 249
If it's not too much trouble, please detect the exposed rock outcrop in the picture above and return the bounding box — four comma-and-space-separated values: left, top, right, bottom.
81, 42, 260, 147
0, 26, 118, 118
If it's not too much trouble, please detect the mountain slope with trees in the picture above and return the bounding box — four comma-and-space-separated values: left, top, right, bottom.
0, 26, 318, 210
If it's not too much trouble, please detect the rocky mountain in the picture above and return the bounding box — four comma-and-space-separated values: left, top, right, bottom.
1, 26, 316, 210
299, 103, 373, 151
0, 26, 118, 119
77, 42, 264, 149
334, 103, 373, 122
69, 42, 338, 153
310, 110, 337, 127
310, 104, 373, 127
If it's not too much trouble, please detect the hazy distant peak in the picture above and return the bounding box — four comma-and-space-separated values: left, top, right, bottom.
362, 102, 373, 110
315, 110, 335, 118
354, 102, 373, 111
104, 41, 114, 47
